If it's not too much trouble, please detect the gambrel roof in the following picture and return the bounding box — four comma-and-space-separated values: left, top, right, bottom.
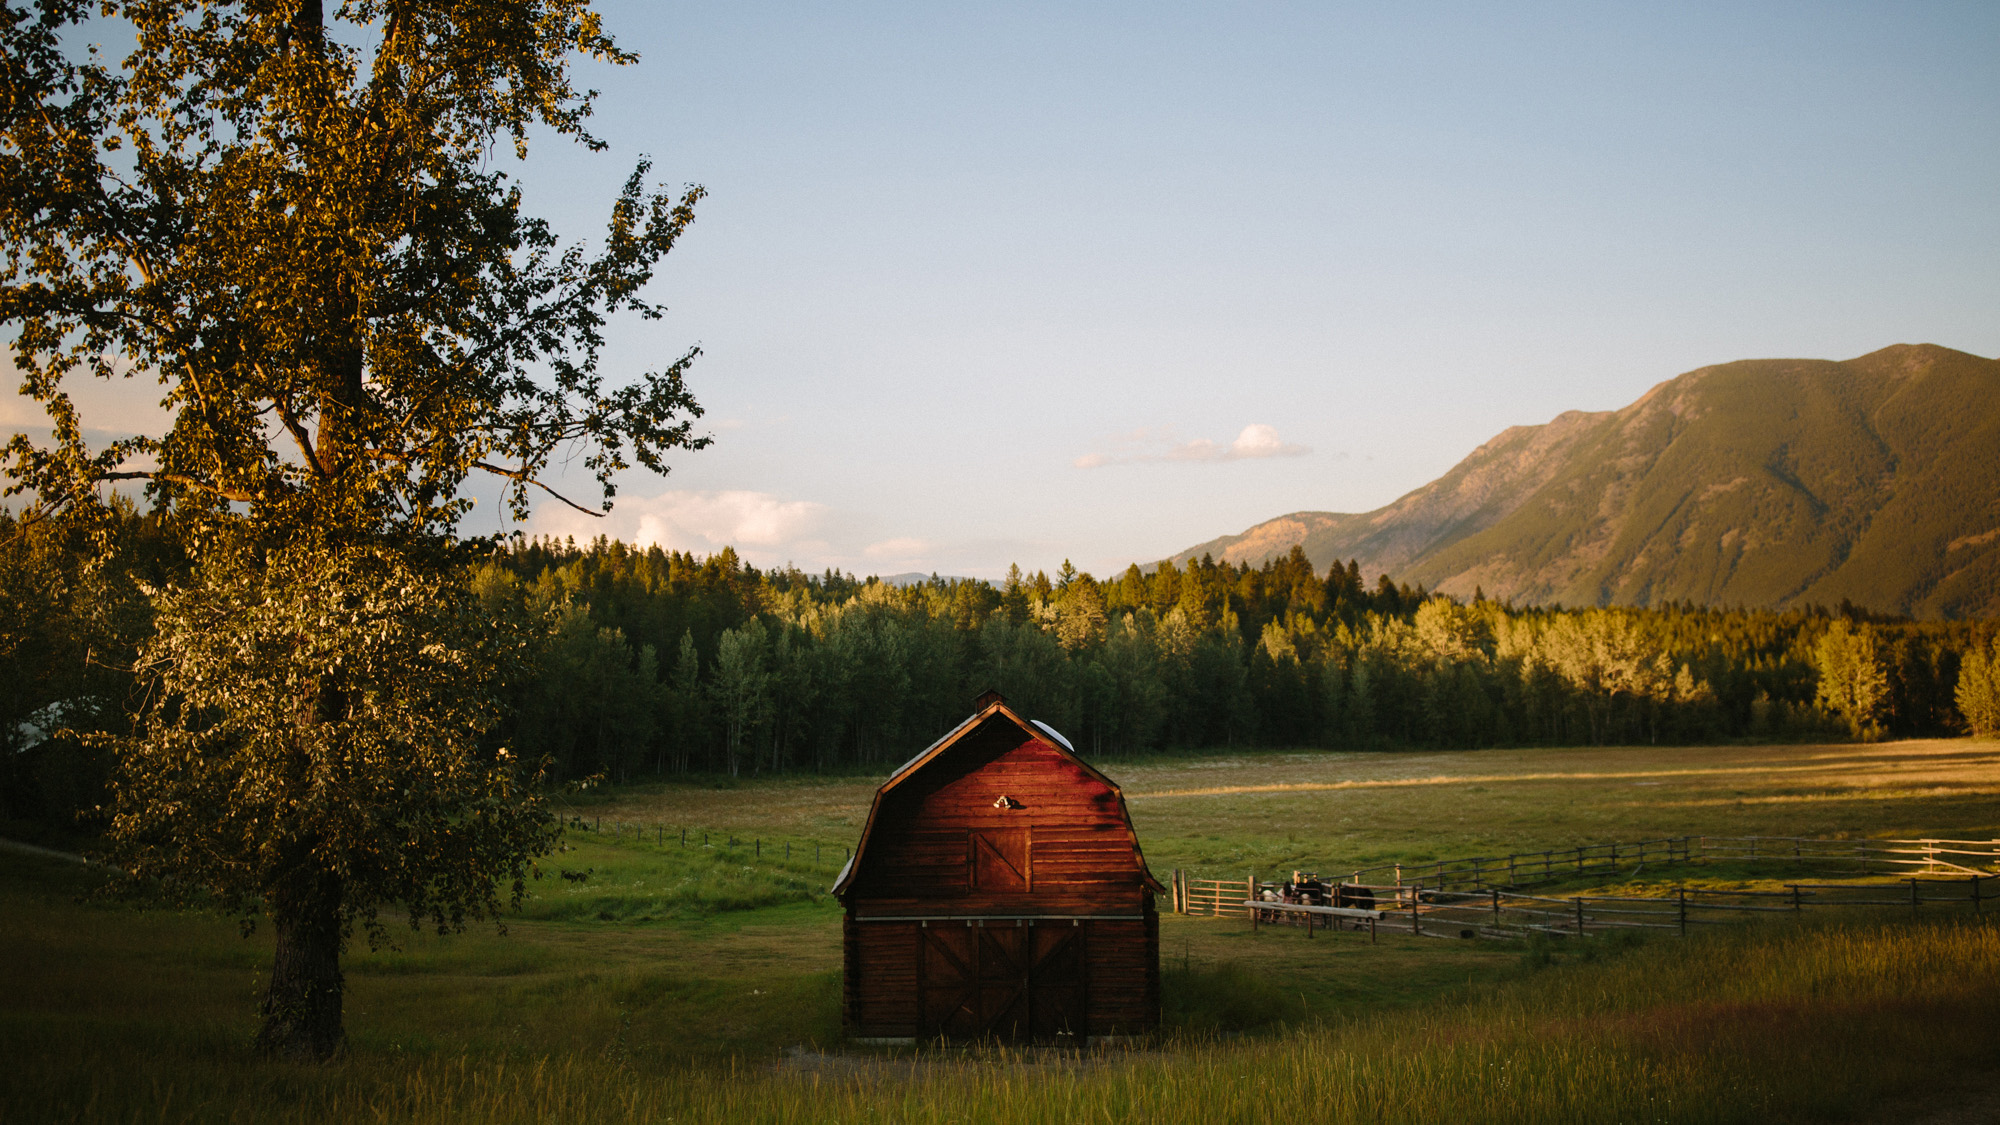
831, 695, 1162, 897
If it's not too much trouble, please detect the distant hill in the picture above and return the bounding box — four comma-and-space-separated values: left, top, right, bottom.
876, 572, 980, 588
1169, 344, 2000, 618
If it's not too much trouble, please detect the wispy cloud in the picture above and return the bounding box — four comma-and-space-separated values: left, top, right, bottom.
2, 353, 174, 436
536, 489, 832, 557
522, 490, 1064, 581
864, 537, 931, 560
1074, 423, 1310, 468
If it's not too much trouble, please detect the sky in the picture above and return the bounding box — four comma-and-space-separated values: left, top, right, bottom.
10, 2, 2000, 580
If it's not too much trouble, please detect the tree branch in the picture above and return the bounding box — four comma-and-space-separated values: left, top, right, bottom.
471, 461, 601, 517
95, 470, 256, 504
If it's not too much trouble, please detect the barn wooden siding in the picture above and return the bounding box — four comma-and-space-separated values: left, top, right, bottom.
835, 697, 1162, 1043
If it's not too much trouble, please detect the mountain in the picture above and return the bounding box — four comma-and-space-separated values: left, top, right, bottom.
1169, 344, 2000, 618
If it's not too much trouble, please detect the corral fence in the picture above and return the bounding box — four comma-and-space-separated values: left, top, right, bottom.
1170, 835, 2000, 936
1246, 876, 1998, 942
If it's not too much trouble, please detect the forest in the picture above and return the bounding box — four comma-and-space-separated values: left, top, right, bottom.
4, 502, 1998, 833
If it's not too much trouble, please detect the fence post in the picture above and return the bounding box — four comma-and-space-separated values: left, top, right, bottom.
1575, 897, 1586, 936
1412, 890, 1421, 937
1492, 887, 1501, 924
1677, 888, 1687, 936
1911, 878, 1920, 914
1395, 863, 1403, 888
1790, 884, 1802, 912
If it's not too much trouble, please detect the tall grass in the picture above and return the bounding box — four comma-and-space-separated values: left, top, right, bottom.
517, 835, 843, 922
8, 915, 1996, 1123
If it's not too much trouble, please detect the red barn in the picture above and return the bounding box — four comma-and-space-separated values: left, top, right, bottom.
832, 692, 1163, 1044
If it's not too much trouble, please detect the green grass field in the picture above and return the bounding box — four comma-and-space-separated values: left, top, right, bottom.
5, 738, 1999, 1123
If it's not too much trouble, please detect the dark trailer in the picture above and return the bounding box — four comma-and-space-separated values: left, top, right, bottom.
832, 692, 1163, 1044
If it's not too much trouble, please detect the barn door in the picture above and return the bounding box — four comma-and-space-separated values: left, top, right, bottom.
969, 828, 1030, 892
917, 921, 1088, 1042
1027, 923, 1086, 1039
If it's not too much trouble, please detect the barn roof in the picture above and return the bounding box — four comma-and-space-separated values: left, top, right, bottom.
831, 696, 1163, 897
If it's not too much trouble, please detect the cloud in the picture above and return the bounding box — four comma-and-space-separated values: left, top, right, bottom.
864, 537, 931, 560
2, 353, 175, 436
1073, 423, 1311, 468
536, 489, 831, 558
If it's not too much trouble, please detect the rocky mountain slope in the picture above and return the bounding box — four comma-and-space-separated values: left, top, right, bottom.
1170, 344, 2000, 618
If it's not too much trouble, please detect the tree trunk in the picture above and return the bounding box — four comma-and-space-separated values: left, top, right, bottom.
257, 877, 345, 1062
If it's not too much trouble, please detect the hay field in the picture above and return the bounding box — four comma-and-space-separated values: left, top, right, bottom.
574, 737, 2000, 873
5, 738, 1999, 1124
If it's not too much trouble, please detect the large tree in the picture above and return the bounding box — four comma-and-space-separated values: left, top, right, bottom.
1, 0, 707, 1059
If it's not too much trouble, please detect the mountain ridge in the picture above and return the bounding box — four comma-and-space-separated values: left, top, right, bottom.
1167, 344, 2000, 618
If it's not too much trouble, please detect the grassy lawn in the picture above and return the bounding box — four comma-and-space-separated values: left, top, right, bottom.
560, 736, 2000, 873
4, 737, 1999, 1123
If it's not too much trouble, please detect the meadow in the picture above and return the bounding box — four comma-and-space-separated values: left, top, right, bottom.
5, 737, 1999, 1123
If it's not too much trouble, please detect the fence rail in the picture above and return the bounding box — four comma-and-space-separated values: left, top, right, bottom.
1229, 875, 1995, 941
1171, 834, 2000, 933
561, 817, 851, 867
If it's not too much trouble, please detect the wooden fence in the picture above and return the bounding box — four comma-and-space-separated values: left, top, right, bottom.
1289, 874, 1999, 941
1170, 835, 2000, 925
564, 817, 851, 867
1697, 836, 2000, 877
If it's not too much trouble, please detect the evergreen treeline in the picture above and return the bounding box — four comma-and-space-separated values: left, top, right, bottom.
475, 537, 1995, 782
5, 511, 1999, 833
